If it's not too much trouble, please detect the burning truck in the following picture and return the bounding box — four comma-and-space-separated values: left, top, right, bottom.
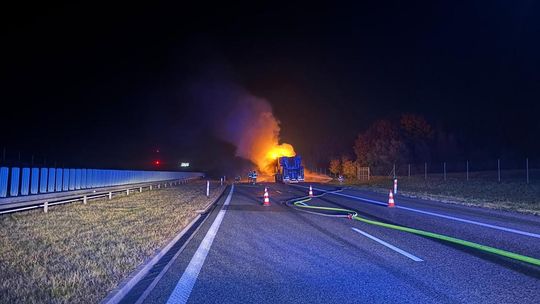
274, 156, 305, 183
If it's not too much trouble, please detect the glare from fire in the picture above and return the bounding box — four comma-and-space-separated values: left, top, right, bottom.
257, 142, 296, 174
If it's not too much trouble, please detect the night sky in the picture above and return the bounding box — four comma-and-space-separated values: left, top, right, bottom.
2, 1, 540, 175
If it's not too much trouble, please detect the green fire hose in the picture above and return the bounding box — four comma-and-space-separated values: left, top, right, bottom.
288, 191, 540, 267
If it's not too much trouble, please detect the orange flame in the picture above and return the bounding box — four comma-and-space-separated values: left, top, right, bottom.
257, 142, 296, 175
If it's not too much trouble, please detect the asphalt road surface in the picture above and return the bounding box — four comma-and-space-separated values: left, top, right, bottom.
136, 182, 540, 304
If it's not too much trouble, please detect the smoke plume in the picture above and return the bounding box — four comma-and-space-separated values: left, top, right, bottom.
188, 74, 295, 174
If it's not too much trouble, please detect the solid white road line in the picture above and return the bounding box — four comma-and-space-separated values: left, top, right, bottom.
166, 185, 235, 304
352, 227, 424, 262
395, 205, 540, 239
300, 185, 540, 240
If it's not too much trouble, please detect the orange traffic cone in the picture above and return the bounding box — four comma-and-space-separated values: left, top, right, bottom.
263, 188, 270, 206
309, 185, 313, 197
388, 190, 395, 208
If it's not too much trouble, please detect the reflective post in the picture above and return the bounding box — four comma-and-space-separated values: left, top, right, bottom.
498, 159, 501, 182
443, 162, 446, 181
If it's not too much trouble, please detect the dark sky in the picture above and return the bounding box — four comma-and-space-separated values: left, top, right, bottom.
2, 1, 540, 174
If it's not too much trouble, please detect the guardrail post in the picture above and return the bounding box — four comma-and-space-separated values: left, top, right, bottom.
220, 177, 223, 186
83, 195, 87, 204
44, 201, 48, 213
206, 180, 210, 197
108, 192, 112, 200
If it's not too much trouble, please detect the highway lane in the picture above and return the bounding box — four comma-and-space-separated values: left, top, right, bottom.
139, 182, 540, 304
310, 183, 540, 235
300, 184, 540, 259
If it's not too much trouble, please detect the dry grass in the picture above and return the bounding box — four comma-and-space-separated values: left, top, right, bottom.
0, 180, 225, 304
334, 173, 540, 215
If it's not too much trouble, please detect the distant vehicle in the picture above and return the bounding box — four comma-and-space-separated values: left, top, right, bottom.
234, 176, 242, 183
248, 170, 257, 184
275, 156, 304, 183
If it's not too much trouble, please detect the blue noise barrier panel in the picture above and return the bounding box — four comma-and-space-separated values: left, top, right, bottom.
69, 169, 76, 190
56, 169, 63, 192
40, 168, 48, 193
21, 168, 30, 195
31, 168, 39, 195
0, 168, 7, 198
86, 169, 94, 188
10, 168, 20, 197
62, 169, 70, 191
81, 169, 87, 189
75, 169, 82, 190
48, 168, 56, 192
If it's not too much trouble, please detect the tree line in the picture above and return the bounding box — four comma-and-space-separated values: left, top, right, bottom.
329, 113, 445, 177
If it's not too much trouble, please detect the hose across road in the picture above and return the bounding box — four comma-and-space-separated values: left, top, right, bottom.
286, 189, 540, 267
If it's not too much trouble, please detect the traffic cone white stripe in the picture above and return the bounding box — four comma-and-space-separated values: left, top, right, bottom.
263, 188, 270, 206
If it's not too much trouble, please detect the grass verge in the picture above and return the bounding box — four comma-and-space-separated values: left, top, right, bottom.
0, 180, 225, 304
332, 173, 540, 215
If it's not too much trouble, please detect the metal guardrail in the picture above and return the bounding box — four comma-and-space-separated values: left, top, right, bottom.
0, 177, 200, 215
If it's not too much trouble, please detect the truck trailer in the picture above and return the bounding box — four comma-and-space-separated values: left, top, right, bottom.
275, 156, 304, 183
